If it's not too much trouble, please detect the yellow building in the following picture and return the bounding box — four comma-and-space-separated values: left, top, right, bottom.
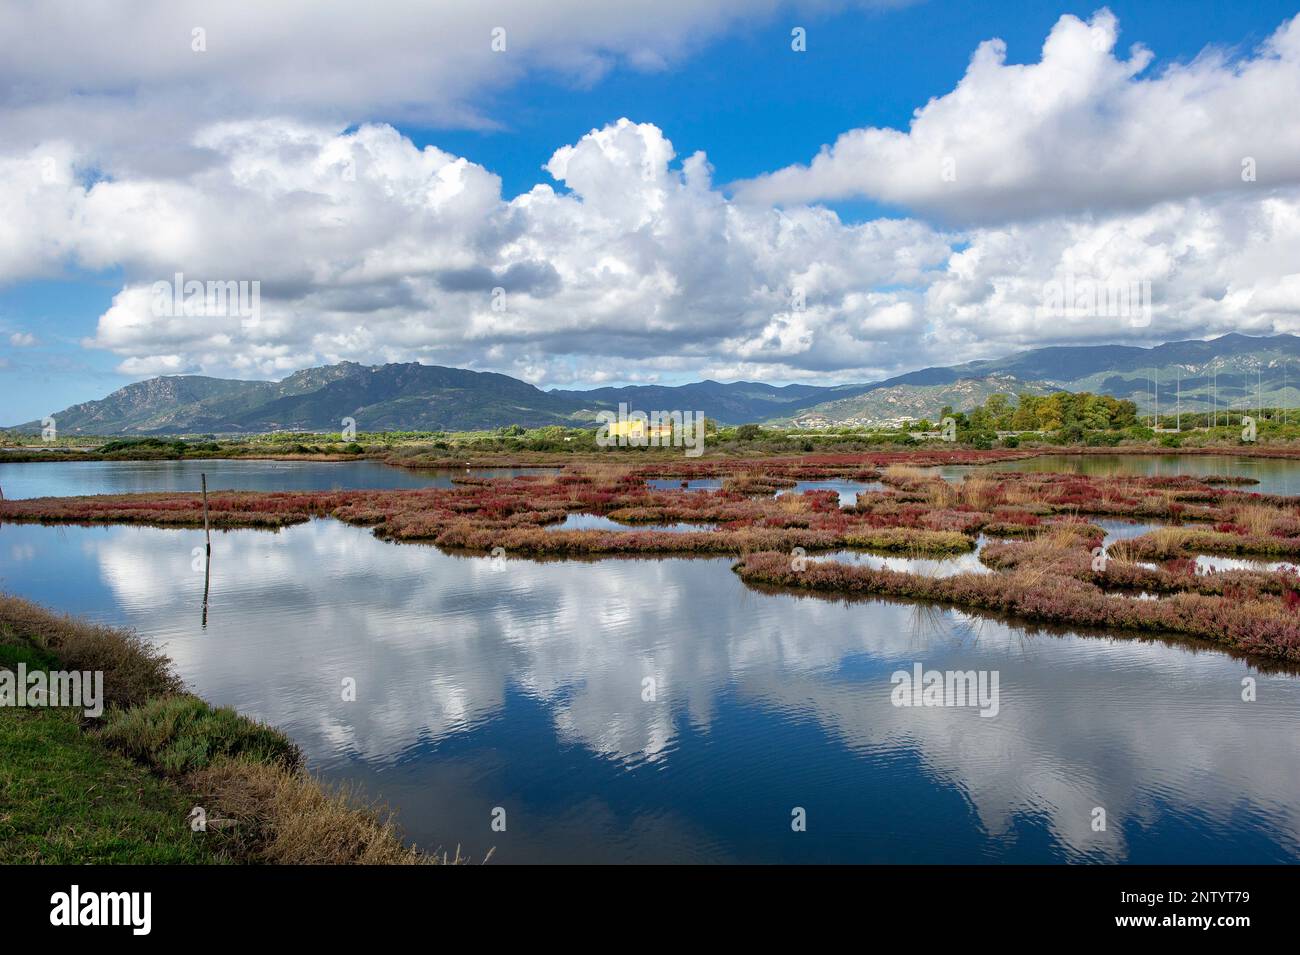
607, 420, 673, 440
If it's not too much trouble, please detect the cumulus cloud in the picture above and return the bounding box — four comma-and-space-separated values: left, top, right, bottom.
735, 9, 1300, 224
4, 111, 1300, 386
3, 118, 945, 382
3, 7, 1300, 389
0, 0, 902, 177
925, 190, 1300, 356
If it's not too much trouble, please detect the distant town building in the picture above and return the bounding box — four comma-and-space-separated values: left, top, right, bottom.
606, 420, 673, 440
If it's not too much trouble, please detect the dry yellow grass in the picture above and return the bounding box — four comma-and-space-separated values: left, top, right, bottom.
935, 483, 960, 508
1155, 526, 1191, 545
1116, 526, 1194, 559
574, 462, 634, 486
995, 525, 1086, 587
960, 476, 1000, 509
189, 759, 451, 865
1002, 483, 1042, 507
883, 464, 927, 481
1016, 524, 1087, 562
0, 594, 179, 708
1233, 503, 1284, 536
777, 492, 812, 514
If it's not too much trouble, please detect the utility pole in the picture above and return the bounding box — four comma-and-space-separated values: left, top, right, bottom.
1213, 369, 1218, 428
1176, 370, 1180, 431
1155, 368, 1160, 430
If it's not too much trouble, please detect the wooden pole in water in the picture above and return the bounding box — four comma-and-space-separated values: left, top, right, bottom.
201, 472, 211, 627
202, 546, 211, 627
201, 472, 211, 554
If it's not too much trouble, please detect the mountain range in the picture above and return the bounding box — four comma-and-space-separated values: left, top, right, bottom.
776, 332, 1300, 426
10, 333, 1300, 435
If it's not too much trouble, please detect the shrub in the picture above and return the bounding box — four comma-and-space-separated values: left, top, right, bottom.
98, 437, 184, 455
1054, 424, 1085, 444
0, 595, 179, 709
842, 527, 975, 555
101, 695, 301, 776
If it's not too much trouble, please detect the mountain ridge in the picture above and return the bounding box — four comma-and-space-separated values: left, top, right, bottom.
11, 334, 1300, 435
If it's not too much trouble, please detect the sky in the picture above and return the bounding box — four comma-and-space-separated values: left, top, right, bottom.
2, 0, 1300, 423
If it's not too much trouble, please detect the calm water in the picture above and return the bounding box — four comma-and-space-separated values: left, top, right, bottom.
0, 459, 557, 499
988, 454, 1300, 496
2, 515, 1298, 863
646, 479, 722, 491
778, 480, 885, 506
546, 513, 718, 533
647, 478, 884, 504
812, 545, 991, 577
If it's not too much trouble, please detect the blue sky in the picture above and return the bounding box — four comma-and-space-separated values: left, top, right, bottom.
419, 0, 1298, 201
3, 0, 1300, 424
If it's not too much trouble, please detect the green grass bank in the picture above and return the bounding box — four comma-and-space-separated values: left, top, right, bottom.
0, 595, 446, 864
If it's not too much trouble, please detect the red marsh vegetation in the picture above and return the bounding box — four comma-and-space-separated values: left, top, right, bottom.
7, 456, 1300, 658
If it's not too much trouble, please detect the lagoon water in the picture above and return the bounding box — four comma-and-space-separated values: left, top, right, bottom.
545, 513, 717, 533
2, 455, 1300, 863
777, 479, 885, 506
928, 453, 1300, 494
0, 459, 556, 499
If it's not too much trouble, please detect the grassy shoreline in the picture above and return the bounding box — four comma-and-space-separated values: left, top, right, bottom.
0, 595, 443, 864
10, 435, 1300, 468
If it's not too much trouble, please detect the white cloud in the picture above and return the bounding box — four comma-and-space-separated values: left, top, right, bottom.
2, 113, 1297, 386
735, 10, 1300, 224
0, 0, 902, 177
925, 190, 1300, 358
3, 7, 1300, 389
6, 118, 941, 383
8, 332, 38, 347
